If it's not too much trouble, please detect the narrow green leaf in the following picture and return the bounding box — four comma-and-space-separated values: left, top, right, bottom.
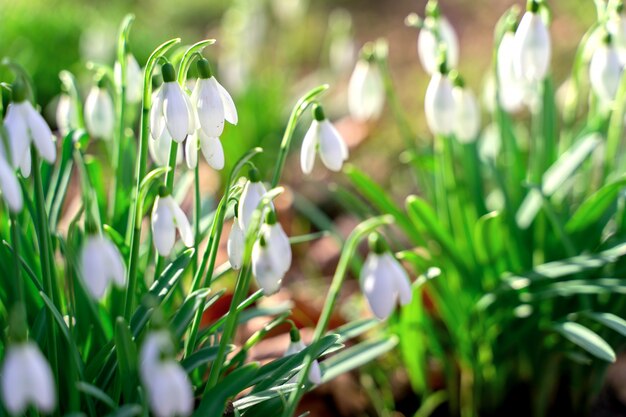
566, 177, 626, 233
552, 321, 616, 362
114, 317, 138, 402
320, 336, 398, 382
76, 381, 116, 409
181, 345, 233, 373
583, 312, 626, 337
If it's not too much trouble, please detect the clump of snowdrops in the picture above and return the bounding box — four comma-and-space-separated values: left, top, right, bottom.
0, 14, 411, 417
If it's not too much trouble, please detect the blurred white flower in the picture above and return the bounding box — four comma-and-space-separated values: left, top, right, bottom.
360, 236, 412, 320
424, 69, 455, 136
150, 63, 196, 143
79, 235, 126, 299
513, 2, 551, 84
608, 9, 626, 63
237, 169, 269, 232
589, 34, 622, 105
300, 105, 348, 174
56, 93, 79, 136
149, 127, 182, 167
4, 80, 56, 177
115, 53, 143, 104
185, 129, 225, 171
85, 84, 115, 140
348, 57, 385, 121
151, 192, 193, 257
328, 9, 356, 74
452, 83, 480, 143
284, 336, 322, 384
227, 220, 245, 270
140, 331, 193, 417
497, 31, 527, 112
251, 212, 291, 295
417, 1, 459, 75
0, 150, 23, 212
1, 342, 56, 415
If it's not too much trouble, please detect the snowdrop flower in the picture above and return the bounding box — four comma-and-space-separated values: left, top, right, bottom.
452, 78, 480, 143
348, 52, 385, 121
1, 341, 56, 415
251, 211, 291, 295
115, 53, 143, 104
140, 331, 193, 417
237, 168, 269, 232
497, 30, 527, 112
424, 57, 455, 136
0, 150, 23, 212
4, 79, 56, 177
151, 188, 193, 257
184, 129, 225, 170
56, 93, 79, 136
513, 0, 551, 84
300, 104, 349, 174
149, 127, 182, 167
79, 234, 126, 299
284, 328, 322, 385
227, 217, 244, 270
417, 0, 459, 75
608, 5, 626, 64
84, 79, 115, 140
360, 234, 412, 320
150, 63, 195, 143
589, 33, 622, 105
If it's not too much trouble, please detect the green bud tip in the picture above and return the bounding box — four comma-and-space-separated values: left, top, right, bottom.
450, 71, 464, 88
425, 0, 440, 18
197, 59, 213, 79
233, 202, 239, 218
360, 43, 376, 63
368, 232, 388, 254
158, 185, 170, 197
266, 210, 277, 225
8, 303, 28, 342
11, 78, 27, 103
618, 1, 624, 14
248, 167, 261, 183
259, 234, 267, 247
527, 0, 540, 13
96, 76, 107, 89
436, 46, 449, 75
289, 327, 301, 342
603, 31, 613, 45
161, 63, 176, 83
313, 104, 326, 121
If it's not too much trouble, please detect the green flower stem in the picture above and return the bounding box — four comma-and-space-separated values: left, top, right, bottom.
9, 213, 24, 306
282, 215, 393, 417
164, 141, 178, 191
271, 84, 329, 188
124, 38, 181, 321
193, 163, 200, 274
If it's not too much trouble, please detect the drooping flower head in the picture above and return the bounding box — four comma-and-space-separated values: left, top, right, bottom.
4, 78, 56, 177
227, 210, 245, 271
150, 62, 196, 143
114, 53, 143, 104
497, 25, 527, 113
237, 167, 269, 232
284, 327, 323, 385
251, 210, 292, 295
56, 92, 79, 137
360, 233, 412, 320
513, 0, 551, 84
451, 74, 480, 143
84, 77, 115, 140
300, 104, 349, 174
417, 0, 459, 75
348, 45, 385, 121
79, 234, 126, 299
151, 186, 194, 257
589, 31, 622, 106
424, 51, 455, 136
0, 147, 23, 212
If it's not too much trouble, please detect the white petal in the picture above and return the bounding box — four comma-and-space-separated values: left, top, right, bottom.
348, 60, 385, 121
84, 87, 115, 140
514, 11, 551, 83
166, 196, 193, 248
497, 32, 526, 112
80, 237, 110, 299
453, 87, 480, 143
192, 78, 225, 137
152, 196, 177, 256
227, 221, 245, 270
101, 237, 126, 287
589, 43, 622, 104
140, 331, 171, 378
284, 340, 306, 356
1, 345, 30, 414
19, 147, 31, 177
24, 102, 56, 163
309, 360, 323, 385
4, 104, 29, 169
126, 54, 144, 103
166, 362, 194, 417
24, 344, 56, 413
182, 89, 197, 135
184, 132, 199, 170
163, 82, 192, 142
56, 94, 78, 136
216, 78, 238, 125
0, 155, 23, 212
424, 72, 455, 136
252, 240, 283, 295
300, 120, 319, 174
199, 132, 225, 170
150, 128, 181, 167
238, 181, 267, 231
380, 253, 413, 306
318, 120, 347, 171
360, 253, 396, 320
265, 223, 292, 274
417, 16, 459, 74
150, 88, 165, 139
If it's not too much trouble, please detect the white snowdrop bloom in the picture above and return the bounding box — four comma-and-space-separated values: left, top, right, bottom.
56, 93, 79, 136
284, 337, 323, 385
227, 219, 244, 270
151, 191, 193, 257
0, 151, 23, 212
192, 58, 238, 139
149, 127, 182, 167
497, 31, 527, 112
589, 34, 623, 105
251, 213, 291, 295
417, 2, 459, 75
424, 68, 455, 136
115, 53, 143, 104
360, 235, 412, 320
300, 105, 348, 174
513, 2, 551, 84
4, 80, 56, 177
140, 331, 193, 417
84, 82, 115, 140
184, 129, 225, 171
237, 168, 269, 232
452, 83, 480, 143
79, 235, 126, 299
348, 56, 385, 121
1, 342, 56, 415
608, 8, 626, 64
150, 63, 196, 143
